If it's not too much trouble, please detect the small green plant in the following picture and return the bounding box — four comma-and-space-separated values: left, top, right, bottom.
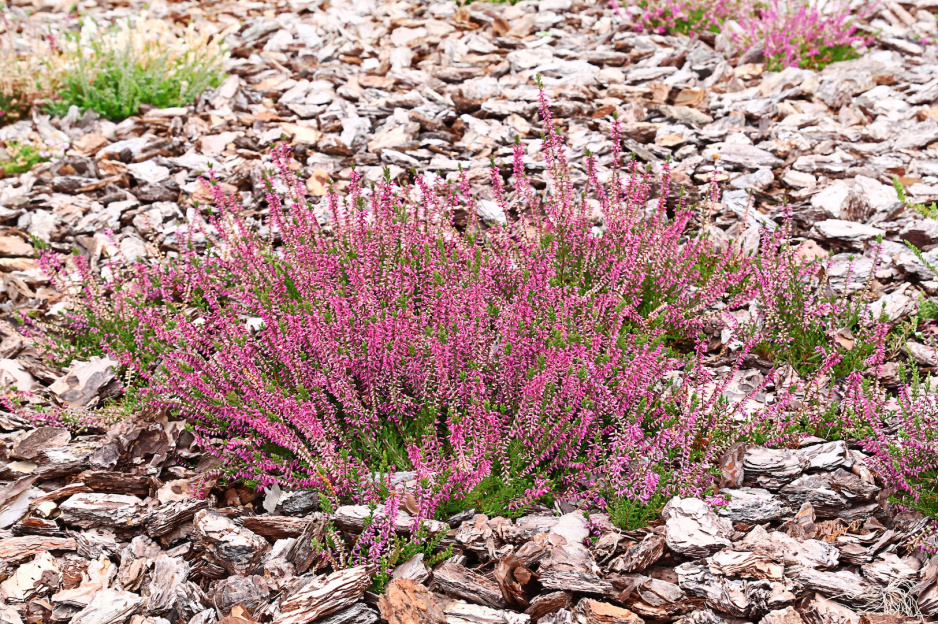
370, 524, 454, 593
894, 177, 938, 220
439, 472, 555, 520
46, 18, 227, 121
0, 141, 48, 175
606, 491, 668, 531
307, 494, 453, 594
919, 296, 938, 323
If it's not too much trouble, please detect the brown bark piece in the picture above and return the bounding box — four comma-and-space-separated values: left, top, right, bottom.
575, 599, 645, 624
378, 578, 447, 624
0, 535, 77, 564
241, 515, 313, 540
525, 591, 572, 621
79, 471, 153, 496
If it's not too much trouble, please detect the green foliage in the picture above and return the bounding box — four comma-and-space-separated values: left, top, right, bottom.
370, 524, 454, 593
606, 492, 668, 531
919, 296, 938, 323
749, 240, 879, 379
46, 29, 225, 121
894, 177, 938, 220
440, 472, 554, 520
768, 43, 858, 72
0, 142, 48, 176
904, 240, 938, 278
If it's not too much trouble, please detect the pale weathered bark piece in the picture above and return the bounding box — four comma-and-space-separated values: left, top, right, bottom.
147, 499, 210, 537
798, 593, 861, 624
0, 550, 59, 601
718, 488, 791, 524
433, 560, 507, 609
760, 606, 806, 624
680, 609, 725, 624
507, 515, 560, 543
443, 599, 531, 624
0, 535, 76, 563
392, 553, 430, 585
144, 554, 190, 614
625, 576, 688, 619
58, 493, 146, 530
538, 609, 575, 624
317, 603, 379, 624
708, 550, 784, 580
662, 497, 733, 558
173, 581, 211, 622
913, 554, 938, 617
538, 568, 615, 595
193, 510, 270, 576
52, 555, 117, 608
737, 525, 840, 570
70, 588, 144, 624
794, 568, 877, 605
743, 448, 806, 488
609, 533, 665, 573
779, 475, 849, 519
274, 566, 370, 624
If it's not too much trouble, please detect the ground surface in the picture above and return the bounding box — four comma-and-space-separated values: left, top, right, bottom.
2, 0, 938, 623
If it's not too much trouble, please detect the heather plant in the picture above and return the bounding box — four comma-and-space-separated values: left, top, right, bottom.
746, 222, 881, 377
32, 85, 938, 562
33, 90, 772, 528
606, 488, 668, 530
733, 0, 872, 70
918, 297, 938, 323
32, 249, 180, 370
617, 0, 742, 36
308, 486, 453, 588
840, 362, 938, 520
616, 0, 871, 70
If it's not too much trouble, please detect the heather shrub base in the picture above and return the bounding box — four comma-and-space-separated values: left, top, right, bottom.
27, 92, 938, 551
